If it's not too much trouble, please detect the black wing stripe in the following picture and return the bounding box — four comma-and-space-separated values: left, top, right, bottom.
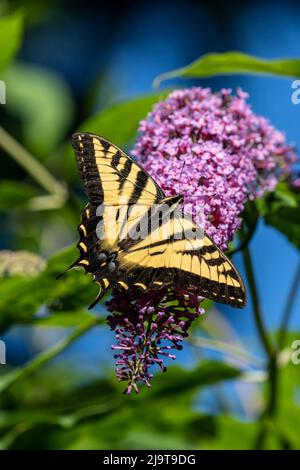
119, 159, 133, 184
181, 250, 224, 267
111, 151, 122, 169
126, 233, 185, 253
128, 170, 149, 205
73, 134, 103, 204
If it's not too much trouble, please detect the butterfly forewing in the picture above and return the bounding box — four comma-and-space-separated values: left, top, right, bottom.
73, 132, 164, 251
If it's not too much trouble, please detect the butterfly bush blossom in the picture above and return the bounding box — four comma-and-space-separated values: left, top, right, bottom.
107, 288, 203, 393
108, 87, 297, 393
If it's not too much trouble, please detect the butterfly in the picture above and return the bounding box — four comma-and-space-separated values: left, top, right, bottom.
59, 132, 246, 309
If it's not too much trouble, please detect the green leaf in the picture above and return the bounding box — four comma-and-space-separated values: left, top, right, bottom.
200, 415, 291, 450
4, 62, 74, 157
0, 361, 238, 449
147, 360, 241, 399
79, 92, 169, 146
265, 206, 300, 248
0, 246, 99, 332
256, 182, 299, 216
63, 92, 169, 182
31, 310, 101, 327
256, 183, 300, 248
200, 415, 257, 450
276, 333, 300, 449
154, 51, 300, 86
0, 180, 39, 210
0, 11, 23, 74
274, 183, 299, 208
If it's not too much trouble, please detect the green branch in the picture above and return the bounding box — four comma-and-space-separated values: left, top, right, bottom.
242, 246, 274, 358
0, 316, 99, 394
0, 126, 67, 207
242, 245, 279, 449
278, 258, 300, 349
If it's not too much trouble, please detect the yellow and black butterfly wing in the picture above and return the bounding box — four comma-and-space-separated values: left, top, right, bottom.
117, 206, 246, 308
73, 132, 164, 206
67, 132, 165, 304
66, 132, 245, 309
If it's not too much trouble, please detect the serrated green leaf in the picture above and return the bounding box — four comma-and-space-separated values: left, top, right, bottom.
154, 51, 300, 86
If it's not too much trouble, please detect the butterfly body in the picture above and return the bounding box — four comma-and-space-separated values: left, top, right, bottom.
61, 132, 246, 309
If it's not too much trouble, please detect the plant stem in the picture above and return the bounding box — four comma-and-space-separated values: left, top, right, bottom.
253, 353, 279, 449
257, 257, 300, 449
242, 246, 274, 358
278, 258, 300, 349
0, 316, 99, 394
242, 245, 278, 449
0, 126, 66, 199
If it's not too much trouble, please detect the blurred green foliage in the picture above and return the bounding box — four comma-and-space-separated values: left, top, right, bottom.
0, 10, 23, 73
0, 361, 240, 450
4, 62, 74, 157
0, 9, 299, 451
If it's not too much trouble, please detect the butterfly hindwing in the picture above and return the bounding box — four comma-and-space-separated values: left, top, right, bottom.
117, 204, 246, 307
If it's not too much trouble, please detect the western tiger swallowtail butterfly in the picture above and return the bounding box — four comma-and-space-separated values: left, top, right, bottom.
59, 132, 246, 309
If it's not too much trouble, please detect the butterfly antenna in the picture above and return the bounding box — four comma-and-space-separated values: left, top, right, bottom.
88, 285, 111, 310
55, 260, 79, 280
178, 160, 185, 194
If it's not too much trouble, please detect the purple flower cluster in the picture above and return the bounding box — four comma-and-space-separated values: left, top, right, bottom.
108, 87, 297, 393
132, 87, 297, 249
107, 288, 204, 394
